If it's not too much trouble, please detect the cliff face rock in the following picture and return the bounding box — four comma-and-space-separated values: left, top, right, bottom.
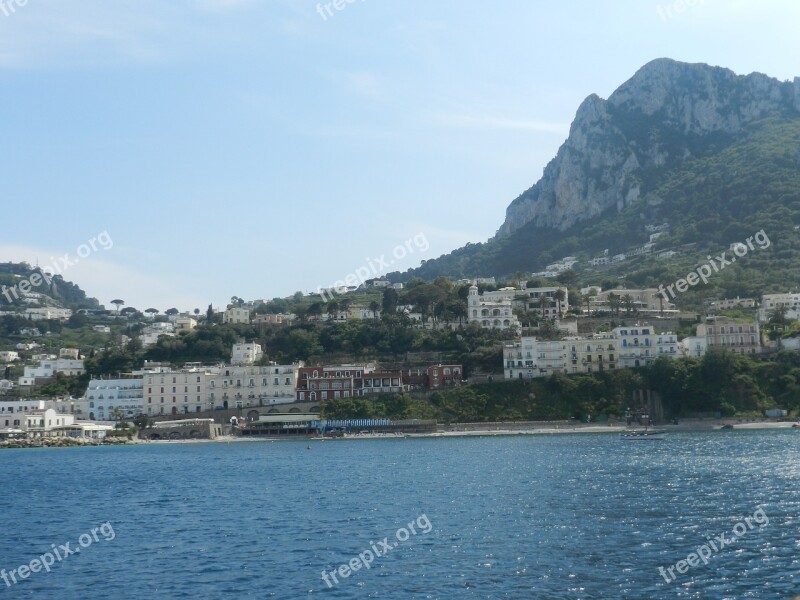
496, 58, 800, 237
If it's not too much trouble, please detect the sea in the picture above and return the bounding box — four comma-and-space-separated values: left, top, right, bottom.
1, 430, 799, 599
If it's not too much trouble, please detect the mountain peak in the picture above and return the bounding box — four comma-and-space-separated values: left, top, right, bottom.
495, 59, 798, 238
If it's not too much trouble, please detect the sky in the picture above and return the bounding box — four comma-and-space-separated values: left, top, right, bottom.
0, 0, 798, 312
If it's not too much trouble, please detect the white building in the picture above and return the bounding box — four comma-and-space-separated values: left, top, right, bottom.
174, 317, 197, 332
566, 335, 619, 375
0, 399, 57, 428
140, 322, 175, 348
74, 376, 145, 421
0, 351, 19, 362
231, 341, 263, 365
143, 367, 220, 417
140, 361, 304, 416
503, 337, 537, 380
21, 408, 112, 439
367, 279, 390, 288
680, 336, 707, 358
654, 331, 679, 358
504, 334, 620, 379
505, 325, 680, 379
19, 358, 85, 385
503, 337, 568, 379
207, 363, 303, 410
711, 297, 757, 312
590, 289, 676, 315
514, 286, 570, 318
467, 285, 520, 331
759, 292, 800, 322
612, 325, 678, 368
24, 408, 75, 437
24, 308, 73, 320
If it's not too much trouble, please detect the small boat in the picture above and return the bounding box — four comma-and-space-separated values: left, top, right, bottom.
619, 429, 666, 440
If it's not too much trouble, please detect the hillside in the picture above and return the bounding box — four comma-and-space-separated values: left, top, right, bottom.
392, 59, 800, 304
0, 262, 100, 310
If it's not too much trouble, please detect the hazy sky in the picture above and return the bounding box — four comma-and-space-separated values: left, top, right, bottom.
1, 0, 797, 311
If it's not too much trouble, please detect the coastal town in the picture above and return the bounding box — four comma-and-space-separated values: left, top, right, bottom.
2, 270, 799, 444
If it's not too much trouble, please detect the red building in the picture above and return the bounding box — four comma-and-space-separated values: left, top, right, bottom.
296, 365, 405, 402
405, 365, 463, 389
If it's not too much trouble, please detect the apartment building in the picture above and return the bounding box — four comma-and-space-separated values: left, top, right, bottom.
696, 316, 760, 355
208, 363, 302, 409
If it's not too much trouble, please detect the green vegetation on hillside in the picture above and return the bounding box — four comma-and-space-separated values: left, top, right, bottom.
0, 262, 100, 309
323, 350, 800, 422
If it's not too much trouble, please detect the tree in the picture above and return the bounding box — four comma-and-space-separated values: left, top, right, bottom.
622, 294, 635, 315
769, 305, 789, 327
194, 308, 200, 316
305, 302, 324, 321
110, 299, 125, 315
608, 293, 621, 317
369, 301, 381, 319
133, 414, 151, 430
145, 308, 159, 318
538, 295, 549, 319
326, 301, 339, 320
554, 289, 566, 318
382, 288, 399, 314
338, 298, 352, 317
166, 308, 179, 316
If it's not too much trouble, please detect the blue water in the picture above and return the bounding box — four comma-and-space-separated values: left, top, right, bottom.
1, 431, 799, 599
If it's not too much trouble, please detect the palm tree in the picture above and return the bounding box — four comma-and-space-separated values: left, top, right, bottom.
451, 300, 468, 325
622, 294, 635, 316
769, 305, 789, 327
554, 289, 566, 318
607, 293, 621, 317
538, 295, 549, 320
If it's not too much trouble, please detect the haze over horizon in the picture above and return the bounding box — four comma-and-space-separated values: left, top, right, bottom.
1, 0, 798, 311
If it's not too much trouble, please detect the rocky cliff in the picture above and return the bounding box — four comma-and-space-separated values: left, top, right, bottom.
496, 58, 800, 237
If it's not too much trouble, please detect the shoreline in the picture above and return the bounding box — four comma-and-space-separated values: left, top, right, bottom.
4, 420, 797, 448
146, 419, 800, 444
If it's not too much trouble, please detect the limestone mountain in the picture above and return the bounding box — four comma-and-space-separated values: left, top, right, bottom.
497, 58, 800, 237
395, 59, 800, 301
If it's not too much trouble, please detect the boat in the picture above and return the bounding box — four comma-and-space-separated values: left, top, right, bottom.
620, 408, 666, 440
619, 429, 666, 440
